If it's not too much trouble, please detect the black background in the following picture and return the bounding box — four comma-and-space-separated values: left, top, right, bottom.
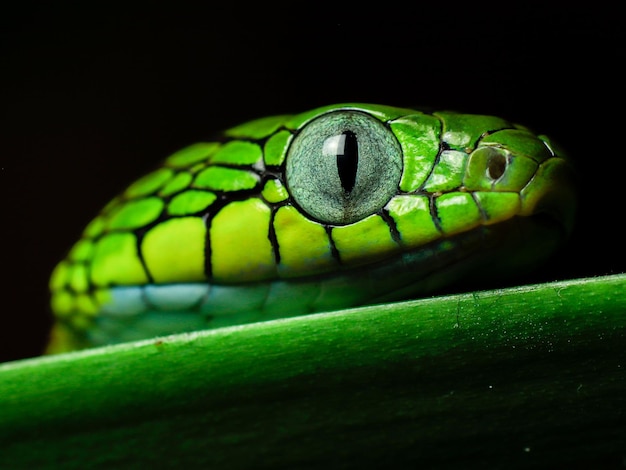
2, 4, 624, 362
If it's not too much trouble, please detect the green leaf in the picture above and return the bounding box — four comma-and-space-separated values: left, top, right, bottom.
1, 274, 625, 469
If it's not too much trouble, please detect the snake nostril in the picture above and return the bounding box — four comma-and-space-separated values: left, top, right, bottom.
487, 153, 507, 180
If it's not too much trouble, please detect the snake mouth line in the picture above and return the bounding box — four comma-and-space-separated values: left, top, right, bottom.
100, 211, 568, 320
336, 211, 569, 306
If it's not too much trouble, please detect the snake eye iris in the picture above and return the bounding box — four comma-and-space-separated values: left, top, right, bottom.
285, 110, 403, 225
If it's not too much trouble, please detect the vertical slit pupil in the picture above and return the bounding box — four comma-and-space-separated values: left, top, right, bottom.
335, 130, 358, 193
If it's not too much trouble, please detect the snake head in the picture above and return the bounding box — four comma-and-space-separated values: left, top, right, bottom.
47, 104, 577, 353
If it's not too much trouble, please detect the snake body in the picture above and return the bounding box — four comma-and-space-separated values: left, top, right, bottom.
47, 103, 575, 353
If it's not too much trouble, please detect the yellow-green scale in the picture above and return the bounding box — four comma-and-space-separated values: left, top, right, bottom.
210, 199, 275, 282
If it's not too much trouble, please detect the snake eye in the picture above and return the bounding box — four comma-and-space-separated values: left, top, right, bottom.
285, 110, 403, 225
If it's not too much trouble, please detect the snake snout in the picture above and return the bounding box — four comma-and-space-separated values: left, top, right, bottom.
519, 156, 577, 239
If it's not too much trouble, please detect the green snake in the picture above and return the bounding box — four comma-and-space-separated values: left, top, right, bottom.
47, 103, 576, 353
